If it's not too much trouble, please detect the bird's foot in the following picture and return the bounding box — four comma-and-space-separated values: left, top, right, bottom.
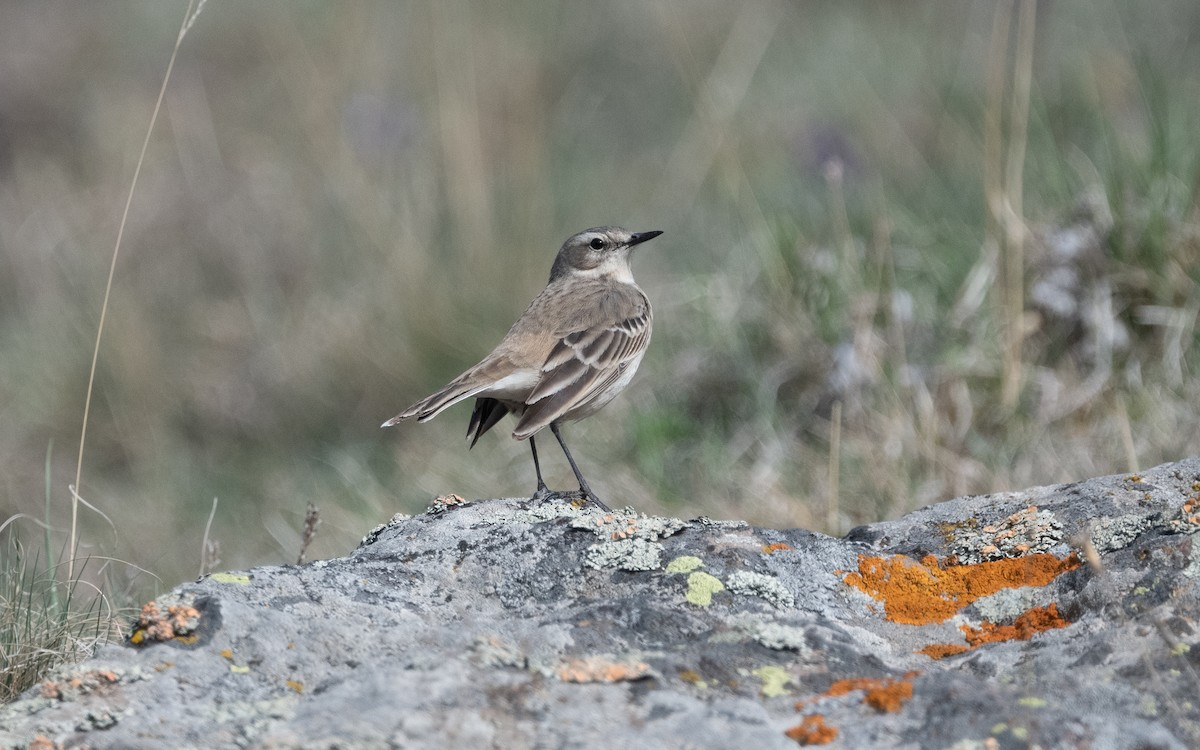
531, 484, 610, 512
581, 488, 611, 512
531, 484, 557, 503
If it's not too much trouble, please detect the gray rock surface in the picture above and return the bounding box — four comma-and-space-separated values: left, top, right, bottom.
3, 459, 1200, 749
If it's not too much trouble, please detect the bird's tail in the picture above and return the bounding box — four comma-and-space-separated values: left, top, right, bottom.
466, 398, 509, 448
380, 373, 493, 428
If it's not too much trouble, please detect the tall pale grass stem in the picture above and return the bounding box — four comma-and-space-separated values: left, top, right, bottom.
44, 439, 59, 614
69, 0, 202, 582
999, 0, 1037, 409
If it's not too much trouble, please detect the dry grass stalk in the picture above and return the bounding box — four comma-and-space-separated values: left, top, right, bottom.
298, 503, 321, 566
69, 0, 206, 581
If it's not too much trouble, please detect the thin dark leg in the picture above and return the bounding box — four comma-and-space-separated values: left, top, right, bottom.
529, 435, 552, 501
549, 423, 611, 511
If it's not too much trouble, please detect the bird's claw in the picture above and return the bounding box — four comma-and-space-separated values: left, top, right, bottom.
583, 489, 611, 512
531, 484, 609, 512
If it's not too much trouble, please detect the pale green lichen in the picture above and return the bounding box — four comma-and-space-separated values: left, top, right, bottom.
584, 538, 663, 571
208, 572, 250, 585
666, 555, 705, 574
686, 572, 725, 606
750, 665, 791, 697
724, 571, 795, 609
1017, 696, 1048, 708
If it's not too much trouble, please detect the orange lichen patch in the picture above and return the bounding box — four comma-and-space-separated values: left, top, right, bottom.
557, 656, 650, 683
1164, 491, 1200, 533
843, 552, 1081, 625
286, 679, 305, 693
40, 669, 120, 701
865, 679, 914, 712
763, 542, 794, 554
129, 600, 201, 645
918, 603, 1071, 658
29, 736, 59, 750
961, 603, 1070, 647
825, 671, 919, 713
787, 673, 917, 742
611, 516, 642, 540
918, 643, 970, 660
823, 676, 876, 698
785, 714, 838, 745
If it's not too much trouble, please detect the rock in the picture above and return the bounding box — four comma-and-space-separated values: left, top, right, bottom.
4, 460, 1200, 749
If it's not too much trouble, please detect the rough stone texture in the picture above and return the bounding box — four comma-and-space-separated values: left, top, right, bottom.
3, 459, 1200, 749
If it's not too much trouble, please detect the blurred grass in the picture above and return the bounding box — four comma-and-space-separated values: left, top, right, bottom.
0, 530, 115, 701
1, 443, 116, 701
1, 0, 1199, 605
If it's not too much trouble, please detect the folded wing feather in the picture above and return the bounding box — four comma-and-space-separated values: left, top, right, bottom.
511, 305, 650, 439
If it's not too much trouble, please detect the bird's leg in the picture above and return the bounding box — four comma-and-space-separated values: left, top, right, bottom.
529, 435, 553, 502
549, 423, 611, 511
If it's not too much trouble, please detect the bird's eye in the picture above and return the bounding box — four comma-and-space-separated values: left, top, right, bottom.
589, 237, 605, 250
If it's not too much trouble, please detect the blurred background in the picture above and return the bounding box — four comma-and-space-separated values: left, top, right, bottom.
1, 0, 1199, 595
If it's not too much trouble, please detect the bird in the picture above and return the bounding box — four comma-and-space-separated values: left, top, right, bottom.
381, 226, 663, 510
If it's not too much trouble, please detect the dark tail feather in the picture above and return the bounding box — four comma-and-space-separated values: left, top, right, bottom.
466, 398, 509, 448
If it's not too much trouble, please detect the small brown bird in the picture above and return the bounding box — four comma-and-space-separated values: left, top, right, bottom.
382, 226, 663, 510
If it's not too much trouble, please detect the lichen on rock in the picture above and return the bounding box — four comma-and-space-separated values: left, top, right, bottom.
4, 461, 1200, 749
584, 537, 663, 571
949, 505, 1065, 563
1090, 514, 1153, 552
725, 571, 796, 609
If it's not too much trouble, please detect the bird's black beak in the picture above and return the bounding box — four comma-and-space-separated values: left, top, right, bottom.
628, 230, 663, 247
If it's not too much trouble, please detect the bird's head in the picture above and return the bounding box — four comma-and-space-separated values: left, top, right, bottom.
549, 226, 663, 284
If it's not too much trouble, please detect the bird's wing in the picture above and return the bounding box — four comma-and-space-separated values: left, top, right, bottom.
510, 303, 650, 439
